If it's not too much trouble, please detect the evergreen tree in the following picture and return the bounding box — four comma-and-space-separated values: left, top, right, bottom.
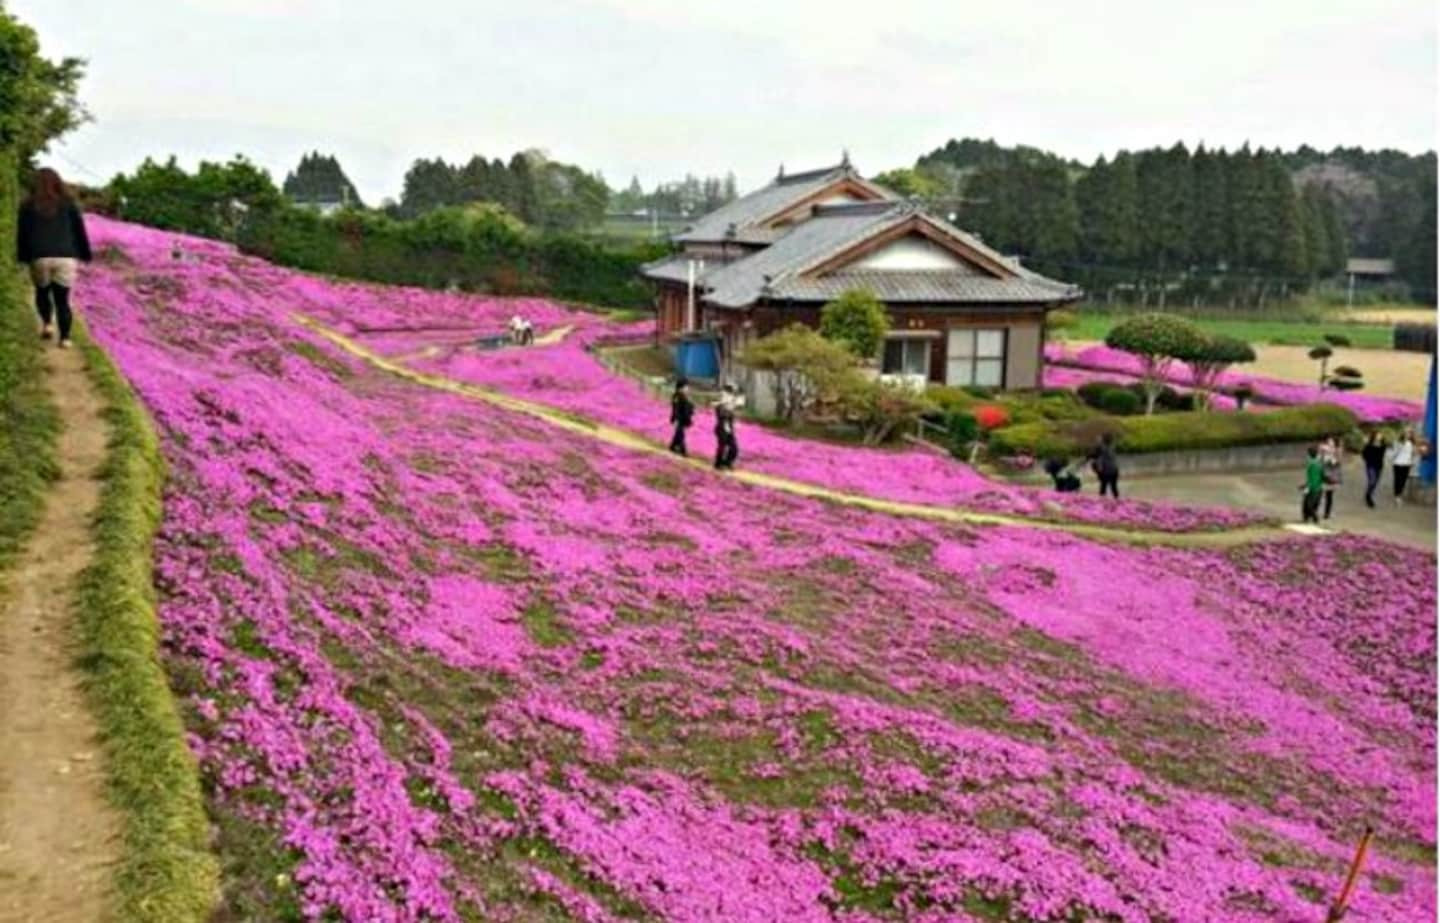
1189, 145, 1228, 268
282, 151, 363, 208
399, 158, 460, 218
1135, 143, 1192, 270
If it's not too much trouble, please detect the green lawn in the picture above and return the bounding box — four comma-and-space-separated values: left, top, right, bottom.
1066, 314, 1397, 349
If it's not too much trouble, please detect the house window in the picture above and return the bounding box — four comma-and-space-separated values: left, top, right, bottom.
946, 328, 1006, 387
882, 338, 931, 377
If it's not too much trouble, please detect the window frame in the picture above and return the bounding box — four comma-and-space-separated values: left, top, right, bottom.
945, 326, 1008, 388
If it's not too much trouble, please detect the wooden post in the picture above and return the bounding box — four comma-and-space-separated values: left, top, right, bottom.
1325, 826, 1373, 922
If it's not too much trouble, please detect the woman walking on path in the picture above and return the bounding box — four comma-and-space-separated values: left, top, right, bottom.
1088, 433, 1120, 499
17, 168, 92, 349
668, 378, 694, 457
1320, 436, 1343, 520
1390, 429, 1416, 505
1361, 431, 1387, 508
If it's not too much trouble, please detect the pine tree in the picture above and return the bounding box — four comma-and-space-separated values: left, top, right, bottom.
1189, 145, 1228, 269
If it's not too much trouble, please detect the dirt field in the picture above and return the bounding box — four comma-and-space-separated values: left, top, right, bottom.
1245, 344, 1430, 402
1332, 306, 1437, 325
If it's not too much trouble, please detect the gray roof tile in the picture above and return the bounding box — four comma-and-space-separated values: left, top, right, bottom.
672, 163, 894, 244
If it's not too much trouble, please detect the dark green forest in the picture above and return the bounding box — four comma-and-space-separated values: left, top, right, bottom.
887, 138, 1435, 304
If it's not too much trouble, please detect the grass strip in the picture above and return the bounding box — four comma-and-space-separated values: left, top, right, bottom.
74, 322, 220, 922
0, 270, 60, 570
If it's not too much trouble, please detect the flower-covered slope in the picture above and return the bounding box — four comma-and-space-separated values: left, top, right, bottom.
82, 216, 1436, 922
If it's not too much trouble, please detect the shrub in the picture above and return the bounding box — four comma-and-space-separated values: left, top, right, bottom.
1393, 322, 1437, 353
819, 288, 889, 359
925, 385, 976, 416
837, 376, 935, 446
1332, 365, 1362, 379
1076, 381, 1114, 408
1104, 313, 1208, 414
963, 385, 996, 399
988, 404, 1357, 458
1323, 333, 1352, 348
973, 404, 1010, 430
1175, 333, 1256, 410
1098, 388, 1142, 416
945, 412, 979, 458
740, 325, 857, 424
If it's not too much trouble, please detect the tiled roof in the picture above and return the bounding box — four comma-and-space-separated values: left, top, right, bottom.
672, 163, 894, 244
696, 201, 1080, 308
767, 270, 1077, 304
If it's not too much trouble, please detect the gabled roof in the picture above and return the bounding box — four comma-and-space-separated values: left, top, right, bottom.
696, 201, 1080, 308
672, 162, 894, 245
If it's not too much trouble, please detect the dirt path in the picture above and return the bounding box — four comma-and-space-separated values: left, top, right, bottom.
297, 313, 1294, 549
0, 344, 121, 922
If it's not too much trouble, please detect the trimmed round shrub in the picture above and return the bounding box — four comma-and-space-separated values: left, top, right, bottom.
1077, 381, 1114, 408
1098, 388, 1142, 416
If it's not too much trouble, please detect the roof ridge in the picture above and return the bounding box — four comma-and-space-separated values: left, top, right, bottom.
774, 162, 850, 186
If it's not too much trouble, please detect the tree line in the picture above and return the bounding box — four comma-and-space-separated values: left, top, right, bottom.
99, 155, 662, 307
609, 172, 739, 218
884, 138, 1436, 304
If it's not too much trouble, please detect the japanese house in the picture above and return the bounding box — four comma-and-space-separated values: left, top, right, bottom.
640, 159, 1082, 389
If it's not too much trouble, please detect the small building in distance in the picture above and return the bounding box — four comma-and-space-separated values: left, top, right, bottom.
1345, 257, 1396, 281
640, 158, 1081, 390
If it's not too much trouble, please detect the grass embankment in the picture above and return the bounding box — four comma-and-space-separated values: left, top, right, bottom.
0, 272, 60, 569
1068, 312, 1403, 349
74, 324, 220, 922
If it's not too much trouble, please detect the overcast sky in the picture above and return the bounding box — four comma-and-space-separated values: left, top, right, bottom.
16, 0, 1437, 203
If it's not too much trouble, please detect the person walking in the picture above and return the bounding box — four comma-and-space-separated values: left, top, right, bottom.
1088, 432, 1120, 499
17, 167, 92, 349
1391, 429, 1416, 505
668, 378, 694, 456
713, 385, 739, 470
1320, 436, 1343, 520
1361, 430, 1387, 508
1300, 444, 1324, 524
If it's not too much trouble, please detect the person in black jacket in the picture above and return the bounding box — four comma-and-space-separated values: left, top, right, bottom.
668, 378, 694, 456
17, 168, 93, 348
1088, 432, 1121, 498
1361, 430, 1387, 508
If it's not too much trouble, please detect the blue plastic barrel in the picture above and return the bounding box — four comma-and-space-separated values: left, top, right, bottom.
673, 333, 720, 381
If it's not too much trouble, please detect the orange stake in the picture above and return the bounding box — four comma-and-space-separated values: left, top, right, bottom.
1326, 826, 1373, 923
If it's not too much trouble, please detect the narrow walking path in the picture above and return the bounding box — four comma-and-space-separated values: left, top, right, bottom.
0, 344, 121, 923
296, 314, 1291, 549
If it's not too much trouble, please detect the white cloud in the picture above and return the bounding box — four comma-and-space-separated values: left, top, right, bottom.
14, 0, 1435, 202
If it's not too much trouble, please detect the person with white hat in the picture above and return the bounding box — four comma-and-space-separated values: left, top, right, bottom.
713, 383, 740, 470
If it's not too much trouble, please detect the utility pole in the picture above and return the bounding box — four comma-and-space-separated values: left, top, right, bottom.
1346, 270, 1356, 308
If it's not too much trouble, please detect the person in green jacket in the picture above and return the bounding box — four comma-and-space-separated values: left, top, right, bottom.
1300, 445, 1324, 524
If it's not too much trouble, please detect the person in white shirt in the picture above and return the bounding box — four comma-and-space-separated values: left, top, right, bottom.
1390, 429, 1416, 505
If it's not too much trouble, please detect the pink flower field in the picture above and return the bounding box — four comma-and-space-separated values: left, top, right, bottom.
80, 216, 1436, 921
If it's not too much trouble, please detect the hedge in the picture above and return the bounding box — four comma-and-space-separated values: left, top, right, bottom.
988, 403, 1358, 458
